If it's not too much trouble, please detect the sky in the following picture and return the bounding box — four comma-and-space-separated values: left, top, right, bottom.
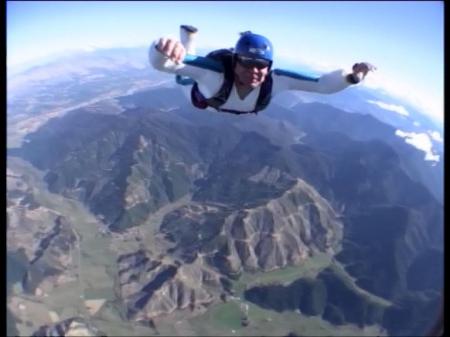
7, 1, 444, 126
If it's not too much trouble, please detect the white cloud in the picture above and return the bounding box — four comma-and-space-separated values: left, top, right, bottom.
395, 130, 440, 162
362, 71, 443, 126
367, 100, 409, 116
429, 130, 443, 143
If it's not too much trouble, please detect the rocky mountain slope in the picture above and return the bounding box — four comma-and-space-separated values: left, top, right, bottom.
162, 179, 343, 276
31, 316, 102, 337
117, 249, 223, 321
7, 167, 77, 295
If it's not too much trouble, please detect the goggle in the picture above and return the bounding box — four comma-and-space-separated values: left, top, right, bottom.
236, 55, 271, 69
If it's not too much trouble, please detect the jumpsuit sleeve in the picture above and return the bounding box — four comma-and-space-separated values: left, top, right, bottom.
148, 40, 224, 99
271, 68, 353, 96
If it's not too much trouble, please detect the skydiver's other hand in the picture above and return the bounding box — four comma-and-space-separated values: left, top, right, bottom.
352, 62, 377, 81
156, 38, 186, 64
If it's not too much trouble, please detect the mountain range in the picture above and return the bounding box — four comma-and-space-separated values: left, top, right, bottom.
7, 47, 443, 337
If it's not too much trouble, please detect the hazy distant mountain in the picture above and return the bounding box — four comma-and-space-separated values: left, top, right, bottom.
6, 47, 177, 151
265, 101, 443, 203
7, 47, 443, 337
274, 83, 443, 136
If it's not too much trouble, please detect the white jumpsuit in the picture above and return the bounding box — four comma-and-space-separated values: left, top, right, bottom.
148, 41, 354, 114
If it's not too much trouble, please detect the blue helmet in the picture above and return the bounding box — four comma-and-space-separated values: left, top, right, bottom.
234, 31, 273, 62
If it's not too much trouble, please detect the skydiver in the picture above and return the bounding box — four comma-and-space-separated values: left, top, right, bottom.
148, 25, 376, 115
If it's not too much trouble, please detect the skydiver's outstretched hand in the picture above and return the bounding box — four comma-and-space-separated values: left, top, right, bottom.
156, 38, 186, 64
351, 62, 377, 82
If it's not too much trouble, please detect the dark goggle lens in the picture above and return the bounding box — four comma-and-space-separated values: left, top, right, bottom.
237, 56, 271, 69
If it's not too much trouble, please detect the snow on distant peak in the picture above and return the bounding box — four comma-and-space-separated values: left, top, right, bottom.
395, 130, 440, 162
367, 100, 409, 117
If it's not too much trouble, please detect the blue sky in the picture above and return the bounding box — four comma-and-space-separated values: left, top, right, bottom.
7, 1, 444, 125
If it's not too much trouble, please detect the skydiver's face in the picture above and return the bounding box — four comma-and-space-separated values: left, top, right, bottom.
234, 55, 270, 88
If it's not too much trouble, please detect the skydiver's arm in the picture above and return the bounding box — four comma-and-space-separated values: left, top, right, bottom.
271, 68, 353, 96
148, 40, 224, 98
